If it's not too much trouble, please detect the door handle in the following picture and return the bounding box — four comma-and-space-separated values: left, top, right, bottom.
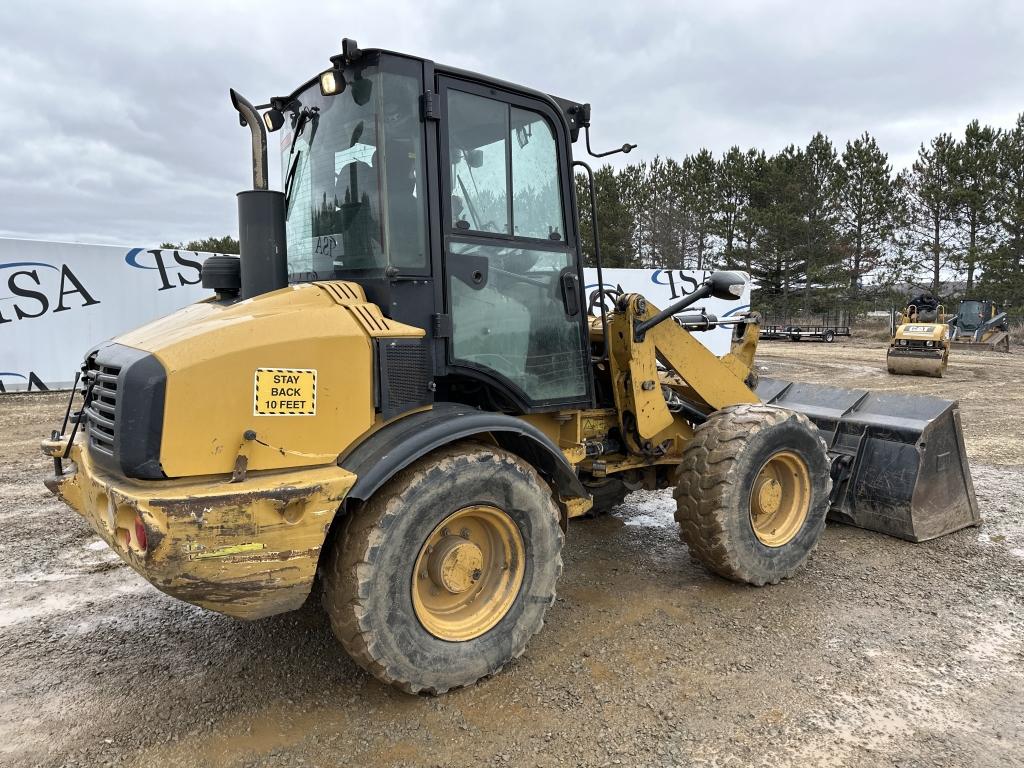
560, 269, 581, 317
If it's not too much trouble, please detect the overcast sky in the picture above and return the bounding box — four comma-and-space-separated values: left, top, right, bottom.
1, 0, 1022, 247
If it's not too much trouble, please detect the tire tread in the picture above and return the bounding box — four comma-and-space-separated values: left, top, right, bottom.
673, 404, 831, 586
323, 443, 563, 694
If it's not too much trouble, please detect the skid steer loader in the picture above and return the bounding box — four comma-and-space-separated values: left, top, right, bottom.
40, 40, 980, 694
949, 299, 1012, 352
887, 298, 952, 377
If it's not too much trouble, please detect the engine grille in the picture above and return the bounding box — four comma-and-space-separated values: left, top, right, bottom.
83, 361, 121, 455
377, 338, 433, 420
899, 340, 938, 350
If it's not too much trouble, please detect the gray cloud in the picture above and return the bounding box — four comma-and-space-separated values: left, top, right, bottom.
1, 0, 1021, 245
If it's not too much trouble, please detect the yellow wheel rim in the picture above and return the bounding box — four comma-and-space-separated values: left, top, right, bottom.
749, 451, 811, 547
411, 505, 525, 642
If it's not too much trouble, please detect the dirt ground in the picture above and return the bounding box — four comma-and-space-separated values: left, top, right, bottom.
2, 339, 1023, 768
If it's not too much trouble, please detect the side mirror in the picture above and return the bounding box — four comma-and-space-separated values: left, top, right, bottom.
465, 149, 484, 169
707, 271, 746, 301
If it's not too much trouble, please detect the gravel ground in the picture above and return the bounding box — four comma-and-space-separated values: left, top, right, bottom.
1, 339, 1023, 768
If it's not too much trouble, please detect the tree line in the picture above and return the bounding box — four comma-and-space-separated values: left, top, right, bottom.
160, 236, 240, 254
576, 114, 1024, 316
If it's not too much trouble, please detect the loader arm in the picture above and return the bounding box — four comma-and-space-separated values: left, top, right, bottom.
605, 293, 759, 451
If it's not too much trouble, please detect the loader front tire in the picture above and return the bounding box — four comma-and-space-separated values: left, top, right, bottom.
674, 404, 831, 586
323, 443, 563, 694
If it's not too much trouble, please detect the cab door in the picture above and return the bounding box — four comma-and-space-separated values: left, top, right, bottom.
438, 77, 591, 409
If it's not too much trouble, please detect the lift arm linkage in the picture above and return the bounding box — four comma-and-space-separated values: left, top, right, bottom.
606, 294, 760, 448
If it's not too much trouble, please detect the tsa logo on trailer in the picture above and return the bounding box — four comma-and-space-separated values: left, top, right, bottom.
0, 260, 100, 325
124, 248, 203, 292
1, 238, 212, 390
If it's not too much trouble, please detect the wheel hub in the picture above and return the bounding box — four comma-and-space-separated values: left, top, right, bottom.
756, 478, 783, 514
411, 505, 525, 642
428, 536, 483, 594
749, 451, 811, 548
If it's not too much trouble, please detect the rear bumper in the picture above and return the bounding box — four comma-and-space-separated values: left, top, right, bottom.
42, 437, 355, 619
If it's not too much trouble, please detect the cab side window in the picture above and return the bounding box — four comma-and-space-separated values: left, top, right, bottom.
447, 92, 564, 242
511, 107, 563, 241
448, 91, 510, 235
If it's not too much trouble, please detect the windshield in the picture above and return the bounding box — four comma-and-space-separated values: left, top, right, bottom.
958, 301, 984, 329
281, 57, 427, 280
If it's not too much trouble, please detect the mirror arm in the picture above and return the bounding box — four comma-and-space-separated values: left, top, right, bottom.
585, 125, 637, 159
633, 283, 713, 342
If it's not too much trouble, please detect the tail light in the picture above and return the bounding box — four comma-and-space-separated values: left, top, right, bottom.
134, 514, 148, 552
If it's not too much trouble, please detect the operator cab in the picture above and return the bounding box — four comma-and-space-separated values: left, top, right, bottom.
273, 43, 591, 413
954, 300, 992, 332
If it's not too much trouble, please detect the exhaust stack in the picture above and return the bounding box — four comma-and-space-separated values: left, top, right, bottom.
227, 88, 287, 300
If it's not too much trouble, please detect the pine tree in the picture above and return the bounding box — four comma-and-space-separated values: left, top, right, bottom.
953, 121, 1000, 293
836, 132, 900, 294
733, 150, 769, 274
899, 135, 959, 294
799, 133, 843, 309
680, 149, 718, 269
716, 146, 749, 264
575, 165, 637, 268
979, 113, 1024, 311
644, 156, 688, 268
750, 146, 808, 313
617, 161, 650, 267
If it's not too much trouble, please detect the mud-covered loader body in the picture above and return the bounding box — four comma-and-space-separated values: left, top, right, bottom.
39, 38, 983, 695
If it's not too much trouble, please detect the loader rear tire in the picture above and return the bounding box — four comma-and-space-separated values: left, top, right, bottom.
322, 443, 563, 694
674, 404, 831, 586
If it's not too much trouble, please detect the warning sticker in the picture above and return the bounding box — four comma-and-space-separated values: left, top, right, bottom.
253, 368, 317, 416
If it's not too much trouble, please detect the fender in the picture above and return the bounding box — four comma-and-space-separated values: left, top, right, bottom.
339, 403, 587, 502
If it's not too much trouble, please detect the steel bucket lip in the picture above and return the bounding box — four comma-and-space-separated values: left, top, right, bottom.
756, 378, 957, 422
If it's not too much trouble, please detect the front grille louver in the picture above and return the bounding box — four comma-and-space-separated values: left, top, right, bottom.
83, 361, 121, 455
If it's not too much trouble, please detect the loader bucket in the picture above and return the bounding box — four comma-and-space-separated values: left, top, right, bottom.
756, 378, 980, 542
950, 330, 1011, 352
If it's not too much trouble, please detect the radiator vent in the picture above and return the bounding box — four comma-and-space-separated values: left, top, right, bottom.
376, 339, 433, 420
83, 360, 121, 455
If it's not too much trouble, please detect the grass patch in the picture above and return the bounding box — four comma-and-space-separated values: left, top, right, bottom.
1009, 321, 1024, 346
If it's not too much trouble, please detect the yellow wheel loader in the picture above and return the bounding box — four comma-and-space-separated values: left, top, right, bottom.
41, 40, 979, 694
887, 300, 951, 378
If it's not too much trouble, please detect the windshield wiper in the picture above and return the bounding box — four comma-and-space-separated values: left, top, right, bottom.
283, 107, 319, 210
284, 152, 302, 211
